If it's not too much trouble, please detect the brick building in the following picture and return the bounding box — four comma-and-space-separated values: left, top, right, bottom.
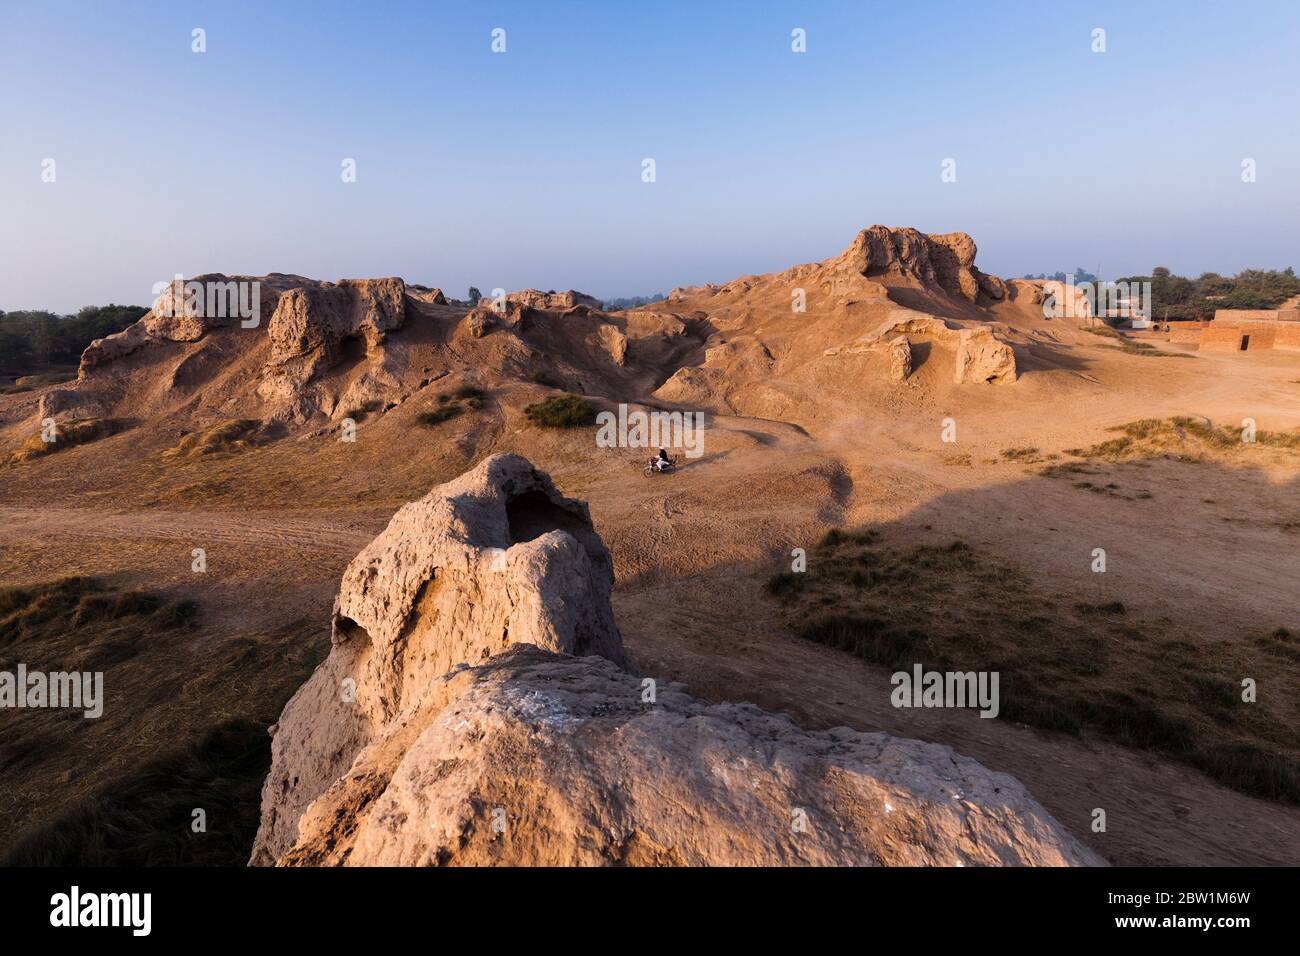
1198, 309, 1300, 352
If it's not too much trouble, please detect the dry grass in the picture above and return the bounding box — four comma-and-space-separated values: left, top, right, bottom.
0, 578, 328, 864
1085, 327, 1193, 358
1000, 446, 1041, 462
1, 718, 269, 865
161, 419, 263, 461
7, 418, 130, 464
1059, 417, 1300, 463
416, 386, 487, 427
768, 531, 1300, 803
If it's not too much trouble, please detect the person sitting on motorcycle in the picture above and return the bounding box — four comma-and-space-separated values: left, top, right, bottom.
654, 447, 671, 471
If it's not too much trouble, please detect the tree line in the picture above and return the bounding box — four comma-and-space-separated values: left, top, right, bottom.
1111, 267, 1300, 321
0, 304, 148, 374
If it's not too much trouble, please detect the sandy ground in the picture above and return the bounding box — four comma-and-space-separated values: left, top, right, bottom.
1, 307, 1297, 866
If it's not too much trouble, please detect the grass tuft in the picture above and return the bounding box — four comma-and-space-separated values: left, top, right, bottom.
162, 420, 262, 460
8, 418, 130, 465
0, 718, 271, 866
417, 385, 489, 427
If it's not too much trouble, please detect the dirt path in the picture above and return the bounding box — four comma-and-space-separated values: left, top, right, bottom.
0, 506, 377, 554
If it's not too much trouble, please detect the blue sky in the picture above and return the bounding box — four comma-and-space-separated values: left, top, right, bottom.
2, 0, 1298, 312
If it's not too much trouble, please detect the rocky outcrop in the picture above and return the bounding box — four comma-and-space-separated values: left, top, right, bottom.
256, 278, 407, 420
596, 324, 628, 366
463, 309, 492, 338
249, 454, 625, 864
955, 327, 1017, 384
281, 644, 1101, 866
252, 455, 1098, 867
829, 226, 1006, 303
72, 275, 413, 425
38, 387, 107, 421
506, 289, 602, 311
264, 278, 406, 369
886, 334, 912, 382
79, 274, 266, 373
457, 290, 602, 334
850, 311, 1017, 385
408, 286, 447, 305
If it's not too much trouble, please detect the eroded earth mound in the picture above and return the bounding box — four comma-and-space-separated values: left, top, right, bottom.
9, 225, 1042, 453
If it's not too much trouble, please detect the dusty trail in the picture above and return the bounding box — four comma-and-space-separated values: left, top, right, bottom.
0, 506, 377, 554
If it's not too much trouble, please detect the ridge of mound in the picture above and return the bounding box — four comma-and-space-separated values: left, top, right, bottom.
257, 277, 408, 422
666, 224, 1007, 305
830, 225, 1007, 302
643, 225, 1025, 420
23, 273, 691, 439
8, 225, 1038, 451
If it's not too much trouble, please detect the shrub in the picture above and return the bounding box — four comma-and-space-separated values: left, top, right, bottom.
523, 394, 594, 428
416, 405, 463, 426
343, 400, 383, 423
1001, 447, 1040, 461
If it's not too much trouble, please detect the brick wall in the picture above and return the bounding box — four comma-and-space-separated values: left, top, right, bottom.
1202, 320, 1287, 351
1276, 322, 1300, 350
1169, 322, 1208, 343
1201, 325, 1249, 351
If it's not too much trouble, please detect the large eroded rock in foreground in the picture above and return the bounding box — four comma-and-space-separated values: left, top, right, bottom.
249, 454, 625, 864
252, 454, 1099, 867
281, 645, 1101, 866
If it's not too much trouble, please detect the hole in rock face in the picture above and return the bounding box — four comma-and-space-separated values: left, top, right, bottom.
505, 490, 596, 553
333, 614, 371, 646
337, 334, 367, 362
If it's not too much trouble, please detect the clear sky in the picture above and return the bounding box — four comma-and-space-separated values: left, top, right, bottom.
2, 0, 1298, 313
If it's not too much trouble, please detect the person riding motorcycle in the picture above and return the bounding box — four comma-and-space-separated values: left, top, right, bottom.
654, 447, 671, 472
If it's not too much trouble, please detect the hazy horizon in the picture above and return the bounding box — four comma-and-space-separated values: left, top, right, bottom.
3, 0, 1298, 313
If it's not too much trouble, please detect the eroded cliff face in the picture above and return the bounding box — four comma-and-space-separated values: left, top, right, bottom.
59, 274, 418, 427
52, 272, 671, 433
251, 454, 1101, 868
78, 273, 276, 374
830, 225, 1008, 303
256, 277, 409, 423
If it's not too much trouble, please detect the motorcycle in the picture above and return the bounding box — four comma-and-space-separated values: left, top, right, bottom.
643, 454, 679, 476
